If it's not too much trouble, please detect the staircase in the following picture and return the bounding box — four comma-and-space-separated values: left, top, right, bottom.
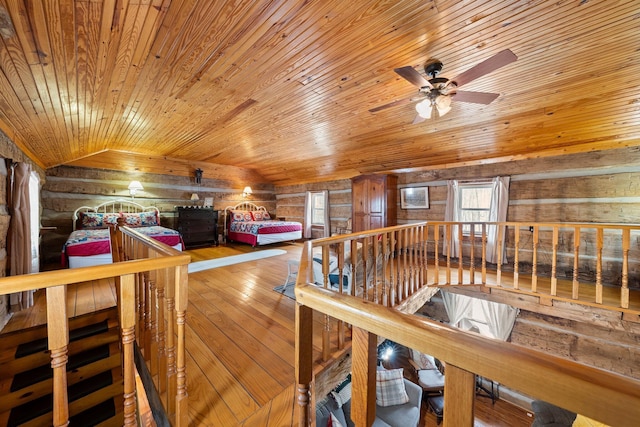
0, 307, 125, 426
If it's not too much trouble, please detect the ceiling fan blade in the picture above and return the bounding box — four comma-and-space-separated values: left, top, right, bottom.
452, 90, 500, 105
412, 114, 426, 124
451, 49, 517, 88
369, 96, 419, 113
394, 66, 432, 88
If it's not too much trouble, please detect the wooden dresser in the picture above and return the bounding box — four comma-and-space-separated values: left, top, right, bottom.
176, 207, 218, 248
351, 174, 397, 232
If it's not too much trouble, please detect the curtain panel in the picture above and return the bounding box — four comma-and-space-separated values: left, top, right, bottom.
8, 162, 34, 311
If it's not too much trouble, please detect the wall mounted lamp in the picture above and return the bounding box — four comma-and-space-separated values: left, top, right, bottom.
128, 181, 144, 198
190, 193, 199, 205
242, 186, 253, 198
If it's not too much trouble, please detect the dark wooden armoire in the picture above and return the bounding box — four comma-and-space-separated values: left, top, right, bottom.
351, 174, 397, 232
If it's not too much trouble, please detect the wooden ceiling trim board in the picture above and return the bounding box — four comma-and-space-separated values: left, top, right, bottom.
113, 0, 203, 144
96, 1, 170, 149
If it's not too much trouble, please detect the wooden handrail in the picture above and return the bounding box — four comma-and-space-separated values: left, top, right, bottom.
295, 278, 640, 427
297, 221, 640, 426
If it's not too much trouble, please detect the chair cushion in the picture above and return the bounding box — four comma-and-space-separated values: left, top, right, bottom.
376, 368, 409, 407
410, 349, 437, 370
417, 369, 444, 391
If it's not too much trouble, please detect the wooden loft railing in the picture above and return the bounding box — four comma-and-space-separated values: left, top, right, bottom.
0, 225, 190, 426
295, 221, 640, 426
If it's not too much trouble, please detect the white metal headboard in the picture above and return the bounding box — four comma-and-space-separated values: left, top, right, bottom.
73, 199, 160, 230
223, 202, 269, 239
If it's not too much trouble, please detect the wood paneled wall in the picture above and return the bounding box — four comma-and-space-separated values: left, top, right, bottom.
41, 165, 274, 266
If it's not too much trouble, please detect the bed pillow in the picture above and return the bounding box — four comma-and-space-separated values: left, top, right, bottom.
139, 211, 159, 226
251, 210, 271, 221
79, 212, 106, 229
231, 210, 253, 222
121, 212, 143, 227
376, 368, 409, 407
103, 212, 121, 227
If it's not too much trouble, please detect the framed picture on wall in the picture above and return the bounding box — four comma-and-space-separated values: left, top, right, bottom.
400, 187, 429, 209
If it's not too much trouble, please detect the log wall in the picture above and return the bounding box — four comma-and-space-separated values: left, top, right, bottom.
41, 165, 274, 266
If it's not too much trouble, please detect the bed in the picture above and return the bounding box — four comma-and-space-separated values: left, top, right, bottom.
224, 202, 302, 247
62, 200, 184, 268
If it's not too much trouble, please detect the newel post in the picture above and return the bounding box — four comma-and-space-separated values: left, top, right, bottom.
295, 303, 313, 426
120, 273, 137, 426
351, 327, 377, 426
47, 285, 70, 427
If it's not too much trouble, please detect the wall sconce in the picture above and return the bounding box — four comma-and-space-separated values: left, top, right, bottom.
242, 186, 253, 198
190, 193, 199, 205
128, 181, 144, 198
195, 168, 203, 185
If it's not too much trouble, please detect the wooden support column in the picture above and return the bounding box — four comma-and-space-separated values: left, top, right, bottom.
351, 327, 377, 427
443, 364, 475, 427
295, 303, 314, 426
47, 285, 69, 427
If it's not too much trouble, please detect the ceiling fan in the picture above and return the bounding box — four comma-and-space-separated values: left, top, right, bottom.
370, 49, 517, 123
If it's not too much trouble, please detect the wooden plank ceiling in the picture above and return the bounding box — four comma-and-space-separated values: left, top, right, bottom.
0, 0, 637, 185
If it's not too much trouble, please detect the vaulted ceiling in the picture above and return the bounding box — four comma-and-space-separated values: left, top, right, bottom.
0, 0, 638, 185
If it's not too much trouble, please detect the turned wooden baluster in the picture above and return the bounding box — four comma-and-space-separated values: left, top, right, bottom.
156, 268, 168, 394
174, 264, 189, 426
350, 239, 358, 297
481, 224, 487, 284
513, 226, 520, 289
531, 226, 539, 293
322, 245, 331, 361
388, 233, 396, 304
496, 224, 504, 286
573, 227, 581, 299
469, 224, 476, 285
421, 225, 428, 287
621, 228, 630, 309
119, 273, 137, 426
445, 224, 452, 285
596, 227, 604, 304
48, 285, 69, 427
336, 243, 345, 349
434, 224, 440, 285
165, 267, 177, 416
457, 224, 463, 284
148, 260, 159, 381
550, 226, 559, 296
381, 233, 389, 307
373, 236, 380, 303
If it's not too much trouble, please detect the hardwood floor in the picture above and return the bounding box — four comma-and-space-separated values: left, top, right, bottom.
1, 241, 534, 426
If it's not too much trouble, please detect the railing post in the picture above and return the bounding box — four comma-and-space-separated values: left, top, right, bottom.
295, 303, 314, 426
351, 327, 377, 427
174, 264, 189, 426
596, 227, 603, 304
47, 285, 69, 427
443, 364, 475, 427
551, 226, 559, 296
119, 273, 137, 426
513, 225, 520, 288
573, 227, 581, 299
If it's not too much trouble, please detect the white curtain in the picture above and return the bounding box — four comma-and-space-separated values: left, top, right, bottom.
29, 171, 40, 273
303, 191, 313, 238
443, 180, 460, 257
303, 190, 330, 238
321, 190, 330, 237
486, 176, 510, 264
441, 291, 472, 327
9, 162, 35, 310
480, 299, 519, 341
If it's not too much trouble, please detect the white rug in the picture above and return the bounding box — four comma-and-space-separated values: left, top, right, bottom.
188, 249, 287, 273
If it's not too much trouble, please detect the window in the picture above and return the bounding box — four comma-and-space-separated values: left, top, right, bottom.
310, 192, 326, 225
458, 183, 492, 235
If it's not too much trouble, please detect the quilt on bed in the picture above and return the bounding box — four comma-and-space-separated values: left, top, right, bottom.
62, 226, 183, 267
229, 220, 301, 235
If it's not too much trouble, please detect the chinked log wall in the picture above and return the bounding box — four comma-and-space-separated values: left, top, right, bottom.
40, 165, 275, 266
277, 146, 640, 385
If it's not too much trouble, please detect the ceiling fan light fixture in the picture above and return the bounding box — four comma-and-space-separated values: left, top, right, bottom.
435, 94, 452, 116
415, 98, 433, 118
